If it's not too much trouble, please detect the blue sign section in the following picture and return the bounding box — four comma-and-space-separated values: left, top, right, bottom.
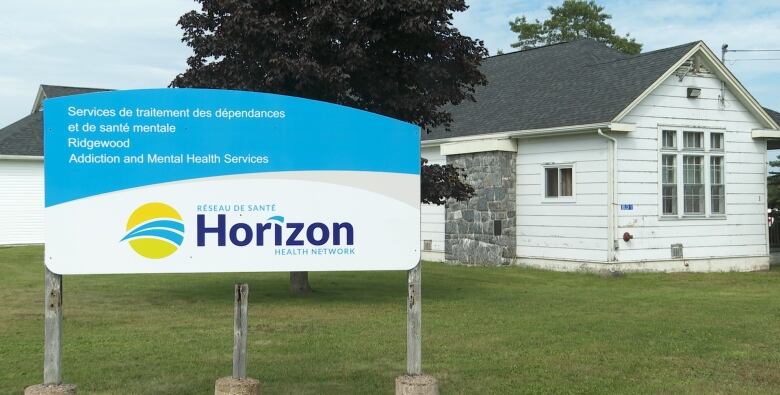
44, 89, 420, 206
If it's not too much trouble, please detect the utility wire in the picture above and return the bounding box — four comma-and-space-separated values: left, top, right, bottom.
726, 49, 780, 52
728, 58, 780, 62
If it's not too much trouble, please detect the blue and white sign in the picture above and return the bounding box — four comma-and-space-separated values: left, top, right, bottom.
44, 89, 420, 274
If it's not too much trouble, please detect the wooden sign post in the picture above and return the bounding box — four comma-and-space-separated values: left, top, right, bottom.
232, 284, 249, 379
215, 284, 260, 395
395, 262, 438, 395
43, 267, 62, 386
24, 267, 76, 395
406, 263, 422, 375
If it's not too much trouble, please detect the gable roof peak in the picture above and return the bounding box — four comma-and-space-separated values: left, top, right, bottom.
485, 38, 622, 60
424, 40, 701, 141
32, 84, 112, 114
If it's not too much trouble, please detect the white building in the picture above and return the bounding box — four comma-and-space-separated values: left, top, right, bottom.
421, 39, 780, 272
0, 85, 105, 245
3, 41, 780, 272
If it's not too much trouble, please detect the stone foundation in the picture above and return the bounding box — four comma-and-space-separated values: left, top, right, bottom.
445, 151, 516, 265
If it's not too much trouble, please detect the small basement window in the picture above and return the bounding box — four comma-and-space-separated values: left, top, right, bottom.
494, 220, 502, 236
544, 165, 573, 198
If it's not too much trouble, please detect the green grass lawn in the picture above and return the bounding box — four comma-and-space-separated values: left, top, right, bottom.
2, 245, 780, 394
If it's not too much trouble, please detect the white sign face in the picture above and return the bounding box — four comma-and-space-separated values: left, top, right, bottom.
44, 89, 420, 274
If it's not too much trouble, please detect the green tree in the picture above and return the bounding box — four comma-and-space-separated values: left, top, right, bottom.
172, 0, 483, 294
509, 0, 642, 54
768, 156, 780, 209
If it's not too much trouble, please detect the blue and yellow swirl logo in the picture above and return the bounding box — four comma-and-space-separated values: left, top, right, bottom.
121, 202, 185, 259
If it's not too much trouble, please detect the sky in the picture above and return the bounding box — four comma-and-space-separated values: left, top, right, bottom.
1, 0, 779, 128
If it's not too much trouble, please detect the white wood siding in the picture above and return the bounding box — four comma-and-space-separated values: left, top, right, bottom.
421, 146, 445, 258
516, 134, 609, 261
0, 160, 44, 245
616, 72, 768, 261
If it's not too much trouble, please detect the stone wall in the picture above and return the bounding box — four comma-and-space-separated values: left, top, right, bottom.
445, 151, 516, 265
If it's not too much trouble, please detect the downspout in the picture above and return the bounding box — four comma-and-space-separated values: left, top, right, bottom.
765, 140, 770, 256
597, 128, 618, 262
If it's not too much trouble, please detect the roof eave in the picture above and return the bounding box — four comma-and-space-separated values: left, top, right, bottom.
0, 154, 43, 161
421, 121, 633, 147
612, 42, 780, 130
31, 85, 46, 114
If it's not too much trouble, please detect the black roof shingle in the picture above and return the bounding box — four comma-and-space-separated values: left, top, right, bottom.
765, 107, 780, 127
424, 39, 699, 141
0, 112, 43, 156
0, 85, 110, 156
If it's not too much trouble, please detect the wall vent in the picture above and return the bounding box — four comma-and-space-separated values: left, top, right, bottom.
423, 240, 432, 251
671, 243, 683, 259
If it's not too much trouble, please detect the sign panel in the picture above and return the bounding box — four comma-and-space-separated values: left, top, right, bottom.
44, 89, 420, 274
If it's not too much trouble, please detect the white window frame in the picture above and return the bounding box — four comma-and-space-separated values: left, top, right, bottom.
710, 155, 725, 215
710, 132, 724, 152
661, 154, 677, 215
658, 126, 726, 219
661, 129, 677, 150
541, 163, 575, 203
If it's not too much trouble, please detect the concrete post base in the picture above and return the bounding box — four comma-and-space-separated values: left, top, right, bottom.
24, 384, 77, 395
395, 374, 438, 395
214, 377, 261, 395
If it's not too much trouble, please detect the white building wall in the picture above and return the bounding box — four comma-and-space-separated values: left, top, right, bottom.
616, 72, 768, 261
420, 146, 445, 261
0, 159, 44, 245
515, 133, 609, 262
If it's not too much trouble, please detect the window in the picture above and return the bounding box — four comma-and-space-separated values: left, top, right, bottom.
560, 168, 573, 196
494, 220, 502, 236
660, 128, 725, 218
711, 156, 725, 214
711, 133, 724, 151
544, 166, 573, 198
662, 155, 677, 215
683, 131, 703, 150
662, 130, 677, 149
683, 156, 704, 214
545, 168, 558, 197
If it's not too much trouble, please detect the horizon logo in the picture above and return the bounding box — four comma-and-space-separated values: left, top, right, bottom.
197, 214, 354, 247
121, 202, 185, 259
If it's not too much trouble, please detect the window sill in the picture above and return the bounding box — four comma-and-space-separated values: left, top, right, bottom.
542, 198, 576, 204
659, 215, 727, 220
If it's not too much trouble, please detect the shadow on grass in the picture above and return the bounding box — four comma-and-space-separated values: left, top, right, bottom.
61, 262, 514, 310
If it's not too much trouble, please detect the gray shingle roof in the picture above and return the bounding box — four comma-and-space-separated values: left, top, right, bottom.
424, 39, 699, 141
40, 84, 108, 99
32, 85, 110, 113
766, 107, 780, 127
0, 85, 110, 156
0, 112, 43, 156
764, 107, 780, 150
